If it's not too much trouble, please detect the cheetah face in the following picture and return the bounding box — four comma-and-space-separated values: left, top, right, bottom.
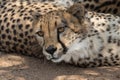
34, 3, 86, 62
35, 11, 82, 60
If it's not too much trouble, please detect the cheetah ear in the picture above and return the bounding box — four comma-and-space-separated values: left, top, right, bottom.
64, 3, 87, 33
67, 3, 85, 23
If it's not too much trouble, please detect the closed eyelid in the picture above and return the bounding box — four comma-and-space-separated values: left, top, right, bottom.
61, 19, 67, 24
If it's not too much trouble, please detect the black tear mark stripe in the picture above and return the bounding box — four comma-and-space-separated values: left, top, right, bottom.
57, 30, 67, 53
48, 19, 51, 37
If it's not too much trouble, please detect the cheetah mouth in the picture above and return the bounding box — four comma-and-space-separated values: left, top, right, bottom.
50, 57, 60, 62
50, 51, 67, 63
51, 58, 60, 63
47, 48, 67, 62
50, 55, 61, 60
51, 57, 59, 60
51, 56, 64, 63
49, 55, 61, 61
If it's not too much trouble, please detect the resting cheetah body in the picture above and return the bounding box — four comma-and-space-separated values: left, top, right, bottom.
1, 0, 120, 16
48, 0, 120, 16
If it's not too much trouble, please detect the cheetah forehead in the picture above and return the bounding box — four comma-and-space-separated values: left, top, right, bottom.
34, 10, 66, 31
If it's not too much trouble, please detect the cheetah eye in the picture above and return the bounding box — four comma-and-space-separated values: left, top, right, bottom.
36, 31, 44, 37
58, 27, 65, 33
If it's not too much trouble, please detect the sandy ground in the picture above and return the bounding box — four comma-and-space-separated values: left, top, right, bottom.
0, 53, 120, 80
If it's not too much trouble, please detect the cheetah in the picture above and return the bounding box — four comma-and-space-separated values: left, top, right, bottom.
1, 1, 120, 67
41, 3, 120, 67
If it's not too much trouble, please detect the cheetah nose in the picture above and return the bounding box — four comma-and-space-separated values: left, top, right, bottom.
46, 45, 57, 55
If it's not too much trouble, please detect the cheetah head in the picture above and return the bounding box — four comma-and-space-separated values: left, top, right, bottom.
33, 3, 88, 62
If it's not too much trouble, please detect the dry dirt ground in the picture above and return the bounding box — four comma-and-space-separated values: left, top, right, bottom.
0, 53, 120, 80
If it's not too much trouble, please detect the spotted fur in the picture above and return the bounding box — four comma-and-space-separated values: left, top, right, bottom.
1, 0, 120, 16
54, 0, 120, 16
76, 0, 120, 16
